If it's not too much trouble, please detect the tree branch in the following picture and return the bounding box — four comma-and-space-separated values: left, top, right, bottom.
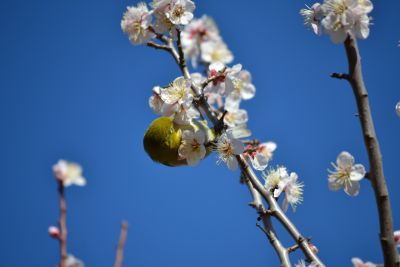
57, 181, 68, 267
237, 155, 325, 267
245, 177, 291, 267
333, 34, 399, 267
114, 221, 129, 267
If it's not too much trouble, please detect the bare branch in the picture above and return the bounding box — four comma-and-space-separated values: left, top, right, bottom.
245, 177, 291, 267
287, 237, 312, 253
330, 72, 350, 80
114, 221, 129, 267
57, 181, 68, 267
335, 34, 399, 267
237, 155, 325, 267
147, 42, 172, 53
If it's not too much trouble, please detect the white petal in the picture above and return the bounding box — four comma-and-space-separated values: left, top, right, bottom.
226, 156, 238, 170
337, 151, 355, 168
345, 181, 360, 196
350, 164, 366, 181
328, 179, 343, 191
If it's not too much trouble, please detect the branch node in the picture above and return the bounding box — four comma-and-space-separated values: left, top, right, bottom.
331, 72, 350, 80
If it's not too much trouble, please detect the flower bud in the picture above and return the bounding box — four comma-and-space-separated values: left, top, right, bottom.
308, 242, 318, 254
48, 226, 60, 239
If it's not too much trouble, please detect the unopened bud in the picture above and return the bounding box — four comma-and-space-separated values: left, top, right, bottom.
308, 242, 318, 254
48, 226, 60, 239
394, 230, 400, 247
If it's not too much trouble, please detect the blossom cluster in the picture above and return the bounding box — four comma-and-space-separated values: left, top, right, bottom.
121, 0, 196, 45
300, 0, 373, 43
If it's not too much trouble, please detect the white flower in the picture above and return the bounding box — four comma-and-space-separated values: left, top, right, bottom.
282, 172, 304, 212
65, 254, 85, 267
161, 76, 192, 105
321, 0, 373, 43
182, 15, 220, 67
226, 124, 252, 139
351, 257, 377, 267
247, 142, 277, 171
201, 40, 233, 65
214, 132, 244, 170
396, 101, 400, 117
394, 230, 400, 247
178, 130, 206, 166
165, 0, 195, 25
160, 76, 199, 125
328, 151, 366, 196
263, 166, 290, 198
225, 67, 256, 101
300, 3, 323, 35
224, 109, 248, 128
121, 3, 155, 45
53, 160, 86, 187
205, 62, 228, 95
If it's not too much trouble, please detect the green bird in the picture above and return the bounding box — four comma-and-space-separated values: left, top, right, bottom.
143, 116, 215, 167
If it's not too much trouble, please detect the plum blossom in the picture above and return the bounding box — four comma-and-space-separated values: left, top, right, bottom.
214, 132, 244, 170
396, 101, 400, 117
321, 0, 373, 43
281, 172, 304, 212
225, 67, 256, 102
394, 230, 400, 247
160, 76, 199, 124
263, 166, 290, 198
65, 254, 85, 267
300, 3, 323, 35
121, 3, 155, 45
246, 142, 277, 171
201, 40, 233, 65
182, 15, 220, 67
351, 257, 377, 267
53, 160, 86, 187
223, 109, 248, 128
165, 0, 195, 25
178, 130, 206, 166
328, 151, 366, 196
151, 0, 195, 34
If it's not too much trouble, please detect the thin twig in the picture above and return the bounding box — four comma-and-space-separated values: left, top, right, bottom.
114, 221, 129, 267
287, 237, 312, 253
58, 181, 68, 267
246, 178, 291, 267
237, 155, 325, 267
332, 34, 399, 267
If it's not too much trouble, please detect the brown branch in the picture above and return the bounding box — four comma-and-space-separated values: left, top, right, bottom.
287, 237, 312, 253
333, 34, 399, 267
114, 221, 129, 267
200, 67, 227, 90
58, 181, 68, 267
245, 177, 291, 267
147, 41, 172, 53
237, 155, 325, 267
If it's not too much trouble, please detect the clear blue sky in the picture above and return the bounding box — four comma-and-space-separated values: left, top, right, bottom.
1, 0, 399, 266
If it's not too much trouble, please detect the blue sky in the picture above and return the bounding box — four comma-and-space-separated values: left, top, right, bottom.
1, 0, 399, 266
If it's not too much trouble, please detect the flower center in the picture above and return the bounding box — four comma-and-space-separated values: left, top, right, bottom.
173, 5, 184, 17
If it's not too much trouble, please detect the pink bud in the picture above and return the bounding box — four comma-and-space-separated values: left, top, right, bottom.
308, 242, 318, 254
394, 230, 400, 246
48, 226, 60, 239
